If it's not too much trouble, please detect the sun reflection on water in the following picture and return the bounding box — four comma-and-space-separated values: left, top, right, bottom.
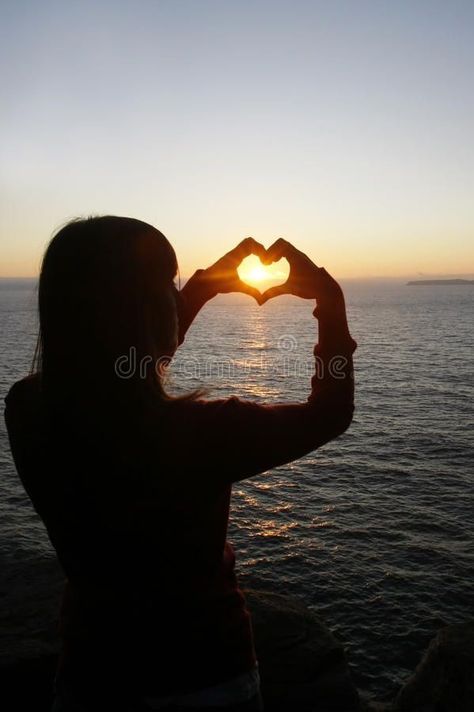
253, 519, 300, 538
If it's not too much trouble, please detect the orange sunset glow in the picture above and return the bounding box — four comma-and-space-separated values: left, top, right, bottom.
1, 3, 473, 280
237, 256, 290, 290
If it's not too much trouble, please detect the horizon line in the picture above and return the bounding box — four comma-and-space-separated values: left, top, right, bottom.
2, 273, 474, 282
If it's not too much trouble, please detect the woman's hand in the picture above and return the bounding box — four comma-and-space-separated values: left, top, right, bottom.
200, 237, 268, 304
259, 238, 345, 311
176, 238, 267, 345
260, 238, 355, 352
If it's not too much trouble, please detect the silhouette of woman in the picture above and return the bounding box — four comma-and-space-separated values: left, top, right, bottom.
4, 216, 357, 711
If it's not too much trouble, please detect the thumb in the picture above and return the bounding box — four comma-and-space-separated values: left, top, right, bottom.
259, 284, 289, 305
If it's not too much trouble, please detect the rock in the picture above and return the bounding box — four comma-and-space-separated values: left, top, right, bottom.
245, 589, 360, 711
0, 553, 63, 668
0, 654, 58, 711
393, 621, 474, 712
10, 577, 473, 712
0, 579, 361, 711
0, 553, 63, 710
359, 700, 394, 712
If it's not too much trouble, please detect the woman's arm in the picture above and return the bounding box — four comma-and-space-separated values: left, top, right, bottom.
175, 240, 357, 483
177, 238, 266, 345
178, 311, 355, 483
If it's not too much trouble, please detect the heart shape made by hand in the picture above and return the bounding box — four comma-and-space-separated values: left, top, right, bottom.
237, 255, 290, 293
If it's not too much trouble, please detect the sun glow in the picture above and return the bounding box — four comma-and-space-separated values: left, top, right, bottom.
245, 265, 267, 283
237, 255, 289, 289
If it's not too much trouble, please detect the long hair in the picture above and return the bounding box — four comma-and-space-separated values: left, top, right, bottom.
32, 216, 182, 425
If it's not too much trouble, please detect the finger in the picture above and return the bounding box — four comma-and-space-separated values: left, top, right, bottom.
229, 237, 267, 264
259, 284, 290, 304
235, 280, 265, 305
261, 237, 295, 265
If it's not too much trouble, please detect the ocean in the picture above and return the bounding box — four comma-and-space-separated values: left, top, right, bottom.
1, 277, 473, 698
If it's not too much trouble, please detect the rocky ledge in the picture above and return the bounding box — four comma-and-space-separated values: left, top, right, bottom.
1, 586, 473, 711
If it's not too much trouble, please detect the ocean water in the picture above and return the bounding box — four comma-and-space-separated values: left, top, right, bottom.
1, 277, 473, 698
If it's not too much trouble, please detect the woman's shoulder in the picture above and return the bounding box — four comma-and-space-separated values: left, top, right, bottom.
4, 373, 41, 410
3, 375, 46, 441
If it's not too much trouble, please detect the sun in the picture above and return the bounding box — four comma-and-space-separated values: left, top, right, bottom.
237, 255, 269, 286
245, 265, 266, 283
237, 254, 290, 289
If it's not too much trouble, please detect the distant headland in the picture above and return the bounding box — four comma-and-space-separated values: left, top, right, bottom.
406, 279, 474, 286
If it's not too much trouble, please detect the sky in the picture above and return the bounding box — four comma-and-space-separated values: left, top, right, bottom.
1, 0, 473, 278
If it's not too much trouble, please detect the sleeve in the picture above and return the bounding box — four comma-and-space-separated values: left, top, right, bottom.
186, 306, 357, 483
177, 270, 216, 346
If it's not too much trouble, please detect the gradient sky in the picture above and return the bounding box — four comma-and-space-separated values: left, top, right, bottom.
1, 0, 473, 278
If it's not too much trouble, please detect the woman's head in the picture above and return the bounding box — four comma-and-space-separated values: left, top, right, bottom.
33, 216, 179, 409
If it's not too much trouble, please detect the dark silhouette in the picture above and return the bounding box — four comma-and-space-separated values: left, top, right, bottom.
4, 216, 357, 711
